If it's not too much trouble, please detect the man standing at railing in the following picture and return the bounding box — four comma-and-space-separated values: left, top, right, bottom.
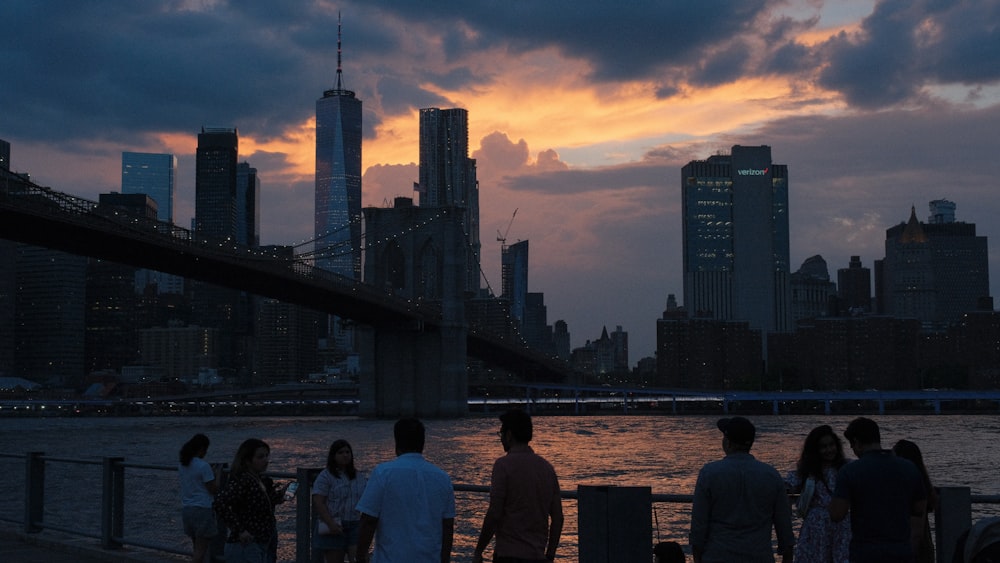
472, 409, 563, 563
689, 417, 794, 563
829, 417, 927, 563
355, 418, 455, 563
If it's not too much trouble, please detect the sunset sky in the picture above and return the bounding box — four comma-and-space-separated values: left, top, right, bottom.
4, 0, 1000, 359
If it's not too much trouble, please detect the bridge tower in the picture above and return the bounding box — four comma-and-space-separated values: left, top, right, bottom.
360, 198, 468, 417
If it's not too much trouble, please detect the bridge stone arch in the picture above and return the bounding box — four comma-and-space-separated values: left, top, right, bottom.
361, 200, 467, 417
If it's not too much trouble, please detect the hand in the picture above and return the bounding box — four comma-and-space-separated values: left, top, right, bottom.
238, 530, 253, 544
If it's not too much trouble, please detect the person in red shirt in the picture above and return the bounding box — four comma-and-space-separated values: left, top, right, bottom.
473, 409, 563, 563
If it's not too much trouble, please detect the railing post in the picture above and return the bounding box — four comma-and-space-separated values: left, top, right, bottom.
101, 456, 125, 550
295, 467, 321, 563
578, 485, 651, 563
24, 451, 45, 533
936, 486, 971, 563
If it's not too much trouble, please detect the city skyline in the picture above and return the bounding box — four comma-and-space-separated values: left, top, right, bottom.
3, 1, 1000, 358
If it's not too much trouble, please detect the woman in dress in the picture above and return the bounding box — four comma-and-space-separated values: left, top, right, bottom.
178, 433, 220, 563
213, 438, 276, 563
785, 424, 851, 563
893, 439, 938, 563
312, 439, 368, 563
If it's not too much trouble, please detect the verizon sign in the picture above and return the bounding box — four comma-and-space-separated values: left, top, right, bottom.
737, 167, 769, 176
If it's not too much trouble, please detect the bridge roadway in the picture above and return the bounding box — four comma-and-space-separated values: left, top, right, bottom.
0, 167, 569, 380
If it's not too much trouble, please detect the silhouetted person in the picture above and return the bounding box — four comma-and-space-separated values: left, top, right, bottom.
654, 540, 687, 562
893, 439, 938, 563
355, 418, 455, 563
472, 409, 563, 563
689, 417, 794, 563
830, 417, 927, 563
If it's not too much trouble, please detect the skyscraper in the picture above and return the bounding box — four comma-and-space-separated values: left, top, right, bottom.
879, 201, 990, 325
122, 151, 183, 295
236, 162, 260, 247
0, 138, 10, 170
838, 256, 872, 313
195, 127, 238, 242
681, 145, 791, 338
418, 107, 480, 293
121, 152, 176, 223
315, 16, 362, 279
501, 239, 529, 327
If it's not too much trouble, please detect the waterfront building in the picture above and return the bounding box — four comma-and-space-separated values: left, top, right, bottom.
236, 162, 260, 247
877, 201, 990, 325
769, 316, 922, 390
195, 127, 239, 242
140, 323, 219, 382
86, 194, 158, 374
552, 320, 570, 361
790, 255, 836, 321
0, 240, 14, 376
193, 127, 246, 381
14, 245, 87, 386
838, 256, 872, 313
501, 239, 529, 328
681, 145, 791, 347
121, 152, 176, 223
522, 292, 554, 356
0, 137, 10, 170
656, 307, 762, 390
418, 107, 481, 294
121, 152, 183, 295
315, 16, 362, 279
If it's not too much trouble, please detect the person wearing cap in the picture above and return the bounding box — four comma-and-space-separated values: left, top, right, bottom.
829, 417, 926, 563
689, 417, 794, 563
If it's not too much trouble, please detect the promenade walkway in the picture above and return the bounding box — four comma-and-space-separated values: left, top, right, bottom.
0, 525, 184, 563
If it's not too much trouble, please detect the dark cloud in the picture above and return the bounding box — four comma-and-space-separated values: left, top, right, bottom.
815, 0, 1000, 108
689, 40, 755, 87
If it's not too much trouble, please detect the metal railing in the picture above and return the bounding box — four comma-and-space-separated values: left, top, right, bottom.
1, 452, 997, 563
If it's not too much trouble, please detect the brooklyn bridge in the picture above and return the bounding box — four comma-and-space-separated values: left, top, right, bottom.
0, 166, 572, 417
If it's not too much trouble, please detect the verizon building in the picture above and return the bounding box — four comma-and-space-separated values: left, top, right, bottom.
681, 145, 792, 339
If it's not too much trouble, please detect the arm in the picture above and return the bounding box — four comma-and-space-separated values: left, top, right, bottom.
829, 496, 850, 522
311, 494, 342, 534
909, 498, 928, 552
689, 474, 709, 563
472, 504, 499, 563
356, 512, 378, 562
546, 494, 564, 560
441, 517, 454, 563
774, 480, 795, 563
212, 474, 252, 543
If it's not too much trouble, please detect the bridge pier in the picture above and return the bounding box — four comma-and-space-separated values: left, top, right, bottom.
359, 202, 470, 418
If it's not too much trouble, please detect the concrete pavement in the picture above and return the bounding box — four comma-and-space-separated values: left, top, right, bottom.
0, 525, 185, 563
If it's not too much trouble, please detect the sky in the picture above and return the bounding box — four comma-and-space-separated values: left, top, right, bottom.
3, 0, 1000, 361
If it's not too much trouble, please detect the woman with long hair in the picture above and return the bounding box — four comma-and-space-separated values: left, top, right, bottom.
785, 424, 851, 562
893, 439, 938, 563
213, 438, 276, 563
178, 433, 220, 563
312, 439, 368, 563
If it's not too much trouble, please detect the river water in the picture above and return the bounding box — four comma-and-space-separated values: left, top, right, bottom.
3, 413, 999, 561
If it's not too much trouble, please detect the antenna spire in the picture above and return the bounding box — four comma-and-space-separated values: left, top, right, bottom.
336, 12, 344, 90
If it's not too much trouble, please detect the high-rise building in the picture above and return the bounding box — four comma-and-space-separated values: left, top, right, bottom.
681, 145, 791, 339
195, 127, 238, 242
121, 152, 176, 223
878, 201, 990, 325
790, 255, 836, 321
315, 16, 362, 278
122, 152, 183, 295
838, 256, 872, 313
236, 162, 260, 247
418, 107, 480, 293
0, 138, 10, 170
501, 240, 528, 327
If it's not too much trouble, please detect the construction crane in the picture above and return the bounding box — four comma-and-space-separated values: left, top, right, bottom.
496, 208, 518, 252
